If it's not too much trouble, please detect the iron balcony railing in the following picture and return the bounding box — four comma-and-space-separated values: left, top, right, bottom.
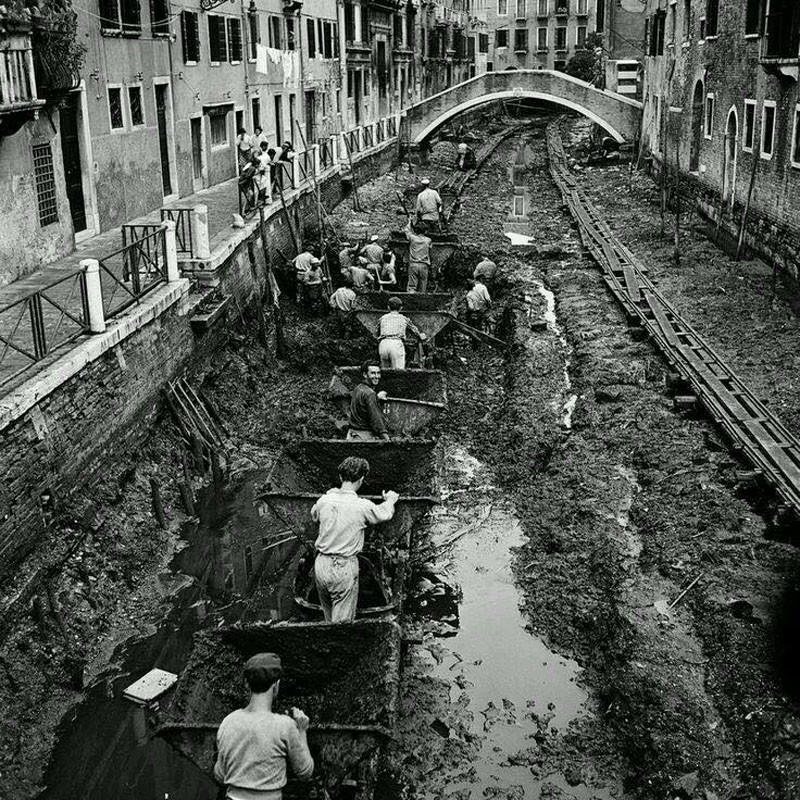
161, 207, 195, 257
0, 268, 90, 386
100, 226, 168, 317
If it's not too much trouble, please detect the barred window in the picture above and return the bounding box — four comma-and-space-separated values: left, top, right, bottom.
32, 143, 58, 227
496, 28, 508, 47
108, 87, 124, 129
128, 86, 144, 126
181, 10, 200, 62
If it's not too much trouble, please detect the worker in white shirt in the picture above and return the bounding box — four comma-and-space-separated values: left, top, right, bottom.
311, 456, 398, 622
414, 178, 442, 230
465, 276, 492, 336
378, 296, 427, 369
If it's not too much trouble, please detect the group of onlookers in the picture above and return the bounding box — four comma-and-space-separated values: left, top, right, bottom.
237, 127, 295, 212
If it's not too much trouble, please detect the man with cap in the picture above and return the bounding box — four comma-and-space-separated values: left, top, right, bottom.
378, 296, 427, 369
293, 248, 320, 305
214, 652, 314, 799
465, 275, 492, 342
473, 254, 498, 287
404, 220, 432, 293
311, 455, 399, 622
455, 142, 476, 171
414, 178, 443, 230
329, 280, 357, 337
338, 241, 358, 275
359, 234, 385, 281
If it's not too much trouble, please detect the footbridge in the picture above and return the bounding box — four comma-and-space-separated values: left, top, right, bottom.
405, 70, 642, 145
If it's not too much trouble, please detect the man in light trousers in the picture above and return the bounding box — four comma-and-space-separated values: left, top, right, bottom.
311, 457, 398, 622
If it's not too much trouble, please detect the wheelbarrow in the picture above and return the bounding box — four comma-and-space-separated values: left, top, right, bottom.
388, 230, 460, 276
328, 367, 448, 436
354, 309, 454, 342
158, 618, 401, 799
354, 292, 457, 314
257, 439, 440, 550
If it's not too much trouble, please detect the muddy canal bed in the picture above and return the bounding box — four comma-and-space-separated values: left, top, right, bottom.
3, 121, 800, 799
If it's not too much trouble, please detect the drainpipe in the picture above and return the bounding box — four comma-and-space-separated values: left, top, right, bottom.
241, 0, 251, 127
337, 0, 348, 130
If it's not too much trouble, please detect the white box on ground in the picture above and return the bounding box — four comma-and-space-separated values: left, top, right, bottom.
123, 668, 178, 706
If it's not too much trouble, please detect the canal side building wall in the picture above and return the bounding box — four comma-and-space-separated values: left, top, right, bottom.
0, 136, 398, 582
641, 0, 800, 280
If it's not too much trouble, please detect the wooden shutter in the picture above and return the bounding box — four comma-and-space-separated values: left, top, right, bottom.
307, 18, 316, 57
121, 0, 141, 33
99, 0, 120, 29
150, 0, 169, 35
228, 18, 242, 61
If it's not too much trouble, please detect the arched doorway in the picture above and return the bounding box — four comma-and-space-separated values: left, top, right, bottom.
689, 80, 704, 172
724, 107, 738, 208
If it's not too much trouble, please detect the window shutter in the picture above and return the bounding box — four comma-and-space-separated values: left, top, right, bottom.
181, 10, 189, 60
99, 0, 120, 28
209, 16, 220, 61
150, 0, 169, 35
307, 18, 316, 57
219, 17, 229, 60
228, 18, 242, 61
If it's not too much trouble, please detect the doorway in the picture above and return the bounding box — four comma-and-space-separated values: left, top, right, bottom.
689, 80, 704, 172
274, 95, 284, 144
289, 93, 296, 143
251, 98, 261, 132
155, 84, 173, 196
724, 107, 738, 208
304, 90, 316, 143
377, 39, 388, 116
59, 92, 87, 235
190, 117, 204, 191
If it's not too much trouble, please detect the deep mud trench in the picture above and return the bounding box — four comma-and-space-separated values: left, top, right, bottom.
2, 119, 799, 800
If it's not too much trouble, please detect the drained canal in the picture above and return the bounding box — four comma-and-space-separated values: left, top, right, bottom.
34, 126, 624, 799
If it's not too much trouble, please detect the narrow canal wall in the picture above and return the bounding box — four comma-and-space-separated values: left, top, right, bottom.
0, 142, 398, 582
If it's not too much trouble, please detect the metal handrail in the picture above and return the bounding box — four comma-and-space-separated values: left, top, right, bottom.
161, 207, 195, 257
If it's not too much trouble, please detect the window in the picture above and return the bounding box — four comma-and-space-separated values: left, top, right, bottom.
791, 104, 800, 167
496, 28, 509, 47
555, 25, 566, 50
537, 0, 547, 13
108, 86, 124, 129
498, 0, 508, 15
577, 0, 587, 13
99, 0, 141, 34
537, 26, 547, 49
577, 24, 586, 47
649, 11, 665, 54
209, 111, 228, 147
704, 93, 714, 138
252, 97, 261, 130
669, 2, 676, 44
286, 17, 295, 50
248, 13, 259, 60
745, 0, 760, 35
227, 18, 242, 62
699, 16, 706, 39
32, 143, 58, 227
150, 0, 168, 35
479, 32, 489, 52
705, 0, 718, 37
761, 101, 776, 159
514, 28, 528, 51
324, 20, 334, 58
516, 0, 526, 18
333, 22, 340, 57
554, 58, 566, 71
743, 99, 756, 151
683, 0, 691, 39
555, 0, 567, 13
763, 0, 800, 59
307, 18, 316, 57
344, 2, 355, 40
208, 15, 227, 62
128, 85, 144, 126
181, 11, 200, 63
513, 193, 524, 215
269, 16, 282, 48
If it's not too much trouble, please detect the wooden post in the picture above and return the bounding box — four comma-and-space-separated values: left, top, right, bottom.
736, 151, 759, 261
716, 132, 729, 244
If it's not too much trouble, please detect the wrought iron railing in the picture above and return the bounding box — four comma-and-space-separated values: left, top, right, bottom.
344, 128, 360, 155
319, 137, 333, 168
362, 125, 374, 149
0, 268, 89, 386
160, 207, 195, 257
99, 226, 167, 317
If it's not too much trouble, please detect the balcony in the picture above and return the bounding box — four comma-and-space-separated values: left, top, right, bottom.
760, 3, 800, 80
282, 0, 302, 12
0, 32, 45, 136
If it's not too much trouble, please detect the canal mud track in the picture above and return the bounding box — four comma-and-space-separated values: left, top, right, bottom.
2, 118, 799, 799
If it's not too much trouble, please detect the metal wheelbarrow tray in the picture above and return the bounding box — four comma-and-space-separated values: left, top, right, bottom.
388, 231, 460, 274
354, 308, 454, 341
258, 439, 440, 550
328, 367, 448, 436
159, 618, 401, 797
354, 292, 457, 314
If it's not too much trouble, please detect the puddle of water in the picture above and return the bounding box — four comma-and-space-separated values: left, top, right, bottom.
38, 470, 304, 800
413, 446, 614, 800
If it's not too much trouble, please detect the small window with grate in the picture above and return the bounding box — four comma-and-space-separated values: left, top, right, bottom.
33, 143, 58, 227
108, 86, 125, 129
128, 85, 144, 126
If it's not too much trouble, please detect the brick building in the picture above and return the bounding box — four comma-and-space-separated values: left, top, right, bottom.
597, 0, 646, 98
486, 0, 596, 73
641, 0, 800, 277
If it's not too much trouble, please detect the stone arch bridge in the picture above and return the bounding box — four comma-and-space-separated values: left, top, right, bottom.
404, 70, 642, 145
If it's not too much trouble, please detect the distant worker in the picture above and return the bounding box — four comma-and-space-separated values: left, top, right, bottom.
348, 262, 376, 293
311, 456, 398, 622
473, 255, 498, 287
214, 652, 314, 798
329, 281, 357, 337
414, 178, 442, 229
455, 142, 476, 171
236, 127, 253, 172
304, 260, 326, 312
404, 220, 432, 294
293, 249, 319, 303
377, 249, 397, 288
347, 361, 390, 441
338, 241, 358, 275
465, 276, 492, 336
378, 297, 427, 370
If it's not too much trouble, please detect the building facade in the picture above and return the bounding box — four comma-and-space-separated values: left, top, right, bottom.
641, 0, 800, 273
0, 0, 477, 287
597, 0, 645, 98
486, 0, 596, 73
